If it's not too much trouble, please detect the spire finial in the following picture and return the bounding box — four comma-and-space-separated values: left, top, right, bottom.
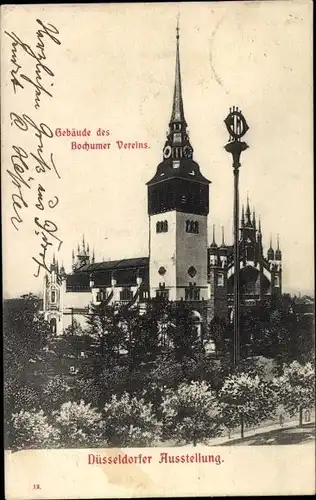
176, 13, 180, 40
170, 16, 186, 125
277, 233, 280, 250
269, 233, 273, 249
82, 234, 85, 250
212, 224, 216, 244
258, 216, 261, 233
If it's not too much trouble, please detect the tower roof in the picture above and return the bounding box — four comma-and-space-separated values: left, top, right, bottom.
147, 22, 210, 187
169, 19, 186, 126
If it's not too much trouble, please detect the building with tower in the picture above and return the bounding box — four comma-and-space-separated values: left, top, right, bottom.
43, 26, 282, 334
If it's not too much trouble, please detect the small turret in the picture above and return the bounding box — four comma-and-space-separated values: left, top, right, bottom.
267, 235, 275, 261
275, 234, 282, 261
252, 210, 256, 231
219, 226, 227, 255
210, 224, 218, 253
241, 204, 245, 227
218, 226, 227, 268
245, 194, 252, 227
209, 225, 218, 266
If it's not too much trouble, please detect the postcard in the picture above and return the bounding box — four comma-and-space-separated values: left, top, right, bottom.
2, 1, 315, 498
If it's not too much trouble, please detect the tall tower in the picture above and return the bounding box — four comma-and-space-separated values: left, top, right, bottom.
43, 255, 65, 334
147, 24, 210, 301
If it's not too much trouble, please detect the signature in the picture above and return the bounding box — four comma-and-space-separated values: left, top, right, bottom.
5, 19, 61, 108
7, 113, 60, 231
32, 217, 63, 277
6, 19, 63, 280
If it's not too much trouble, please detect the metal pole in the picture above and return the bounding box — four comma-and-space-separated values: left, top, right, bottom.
224, 107, 249, 367
233, 166, 240, 366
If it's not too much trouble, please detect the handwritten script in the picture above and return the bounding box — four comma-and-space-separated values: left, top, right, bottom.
5, 19, 62, 279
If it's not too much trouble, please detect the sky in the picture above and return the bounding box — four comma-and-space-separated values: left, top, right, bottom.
2, 1, 314, 298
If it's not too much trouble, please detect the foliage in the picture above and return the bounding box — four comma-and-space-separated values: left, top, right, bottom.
102, 393, 161, 447
218, 372, 277, 437
161, 381, 221, 445
41, 375, 73, 410
86, 304, 125, 364
274, 361, 315, 425
8, 409, 59, 451
53, 401, 103, 447
4, 294, 51, 377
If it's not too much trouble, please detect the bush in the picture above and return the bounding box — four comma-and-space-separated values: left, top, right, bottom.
53, 400, 103, 447
8, 409, 59, 451
102, 393, 161, 447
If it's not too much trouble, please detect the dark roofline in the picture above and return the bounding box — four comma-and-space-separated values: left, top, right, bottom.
71, 256, 149, 275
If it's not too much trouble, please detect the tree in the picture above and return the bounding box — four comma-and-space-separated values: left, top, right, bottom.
102, 393, 161, 447
275, 361, 315, 427
4, 294, 52, 416
8, 409, 59, 451
167, 302, 202, 361
86, 303, 125, 371
4, 294, 51, 377
53, 401, 103, 447
218, 372, 277, 439
41, 375, 73, 411
161, 381, 221, 446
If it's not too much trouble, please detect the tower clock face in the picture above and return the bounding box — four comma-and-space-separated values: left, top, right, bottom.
163, 146, 172, 159
183, 145, 193, 158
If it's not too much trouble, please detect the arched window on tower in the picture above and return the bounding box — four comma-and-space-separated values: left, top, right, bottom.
194, 221, 199, 234
217, 273, 224, 287
51, 290, 56, 303
50, 317, 57, 334
156, 221, 160, 233
163, 220, 168, 232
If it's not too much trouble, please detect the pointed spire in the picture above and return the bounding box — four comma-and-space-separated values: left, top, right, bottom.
92, 248, 95, 264
82, 234, 85, 251
275, 233, 282, 261
252, 210, 256, 230
258, 216, 262, 233
72, 249, 74, 259
241, 204, 245, 226
221, 226, 226, 247
246, 194, 251, 225
170, 17, 186, 125
77, 243, 80, 253
87, 243, 90, 254
267, 233, 274, 261
210, 224, 218, 248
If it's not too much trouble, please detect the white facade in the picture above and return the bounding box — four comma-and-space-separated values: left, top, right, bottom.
149, 211, 209, 301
